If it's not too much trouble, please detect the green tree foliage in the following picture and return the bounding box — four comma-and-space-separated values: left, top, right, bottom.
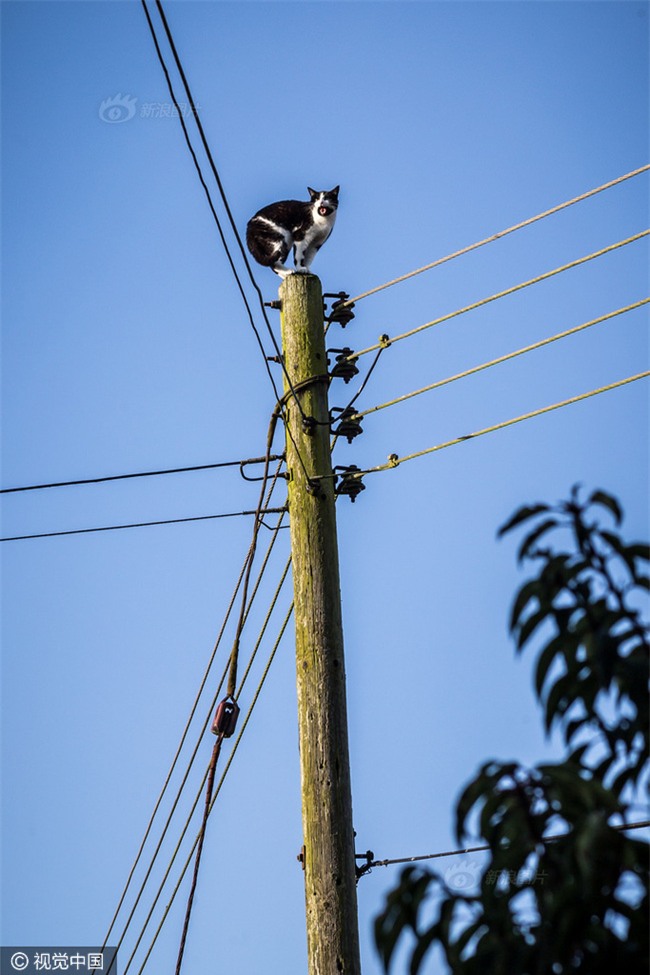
374, 487, 649, 975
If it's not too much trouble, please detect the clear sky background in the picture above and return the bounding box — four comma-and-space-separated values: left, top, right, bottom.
1, 1, 648, 973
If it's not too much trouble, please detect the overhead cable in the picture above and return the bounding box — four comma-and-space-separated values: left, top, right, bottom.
0, 455, 283, 495
174, 554, 292, 975
98, 547, 249, 961
356, 819, 650, 878
120, 603, 294, 975
99, 493, 289, 966
333, 371, 650, 483
349, 231, 650, 361
152, 0, 280, 335
356, 299, 650, 421
344, 164, 650, 306
173, 406, 285, 975
0, 507, 287, 543
147, 0, 310, 425
140, 0, 308, 443
140, 0, 283, 396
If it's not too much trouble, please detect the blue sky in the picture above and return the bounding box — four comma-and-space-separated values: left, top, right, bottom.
1, 1, 648, 973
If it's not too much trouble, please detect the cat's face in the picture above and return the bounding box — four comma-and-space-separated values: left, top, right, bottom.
308, 186, 340, 216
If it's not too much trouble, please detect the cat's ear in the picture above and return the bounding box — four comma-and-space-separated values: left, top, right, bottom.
307, 187, 318, 200
330, 186, 340, 197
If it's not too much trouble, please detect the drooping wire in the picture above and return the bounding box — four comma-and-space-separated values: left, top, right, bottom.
173, 555, 293, 975
225, 412, 282, 696
173, 737, 222, 973
0, 507, 287, 543
348, 231, 649, 361
342, 164, 650, 307
0, 455, 282, 495
355, 299, 650, 422
98, 538, 255, 956
336, 347, 385, 416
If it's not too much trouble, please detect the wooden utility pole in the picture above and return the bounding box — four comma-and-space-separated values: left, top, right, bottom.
279, 273, 362, 975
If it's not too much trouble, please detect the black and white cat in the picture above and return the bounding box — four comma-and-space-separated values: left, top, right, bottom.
246, 186, 339, 278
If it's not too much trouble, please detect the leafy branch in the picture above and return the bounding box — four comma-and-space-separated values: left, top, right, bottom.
374, 487, 649, 975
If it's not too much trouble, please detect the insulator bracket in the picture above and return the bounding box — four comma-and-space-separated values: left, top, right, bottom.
327, 347, 359, 384
323, 292, 355, 328
330, 407, 363, 444
335, 465, 366, 503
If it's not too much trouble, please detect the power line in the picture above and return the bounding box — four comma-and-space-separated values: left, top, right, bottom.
141, 0, 313, 505
98, 534, 256, 958
102, 467, 290, 972
139, 0, 280, 402
329, 371, 650, 484
151, 0, 284, 358
173, 413, 283, 975
0, 507, 287, 543
355, 299, 650, 421
174, 554, 293, 975
120, 602, 294, 975
103, 547, 291, 973
357, 819, 650, 877
349, 230, 649, 361
343, 164, 650, 306
146, 0, 311, 430
100, 478, 289, 967
0, 455, 283, 495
